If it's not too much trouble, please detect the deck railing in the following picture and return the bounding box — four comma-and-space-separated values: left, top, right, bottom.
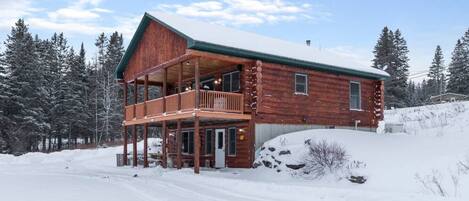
124, 90, 244, 121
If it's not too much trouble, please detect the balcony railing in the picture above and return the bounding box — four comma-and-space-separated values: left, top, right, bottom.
124, 90, 244, 121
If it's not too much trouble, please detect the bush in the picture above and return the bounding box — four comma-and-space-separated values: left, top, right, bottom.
302, 139, 348, 179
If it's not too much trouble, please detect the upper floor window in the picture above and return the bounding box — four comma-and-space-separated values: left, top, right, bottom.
294, 73, 308, 95
201, 78, 215, 90
223, 71, 240, 92
350, 81, 361, 110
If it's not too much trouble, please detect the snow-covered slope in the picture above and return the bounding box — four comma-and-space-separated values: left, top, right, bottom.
255, 101, 469, 199
0, 102, 468, 201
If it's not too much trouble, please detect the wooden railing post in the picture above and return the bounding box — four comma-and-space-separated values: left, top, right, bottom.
133, 78, 138, 119
144, 75, 148, 116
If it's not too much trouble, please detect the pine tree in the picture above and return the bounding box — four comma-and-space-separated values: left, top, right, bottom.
372, 27, 410, 108
427, 45, 446, 96
2, 19, 47, 154
447, 39, 468, 94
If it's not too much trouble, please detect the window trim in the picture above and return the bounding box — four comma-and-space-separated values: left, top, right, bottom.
349, 81, 362, 111
204, 129, 213, 156
227, 127, 237, 156
222, 71, 241, 92
294, 73, 308, 95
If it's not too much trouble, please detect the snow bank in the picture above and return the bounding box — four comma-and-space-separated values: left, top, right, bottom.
254, 101, 469, 198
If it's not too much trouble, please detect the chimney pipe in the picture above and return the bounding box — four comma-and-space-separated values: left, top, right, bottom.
306, 40, 311, 46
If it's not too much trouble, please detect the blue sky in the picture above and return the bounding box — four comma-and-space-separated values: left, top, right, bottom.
0, 0, 468, 81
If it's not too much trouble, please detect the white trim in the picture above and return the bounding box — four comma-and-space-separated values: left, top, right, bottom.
294, 73, 308, 95
349, 81, 361, 110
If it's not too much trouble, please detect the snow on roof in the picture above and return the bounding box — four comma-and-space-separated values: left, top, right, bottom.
146, 11, 389, 79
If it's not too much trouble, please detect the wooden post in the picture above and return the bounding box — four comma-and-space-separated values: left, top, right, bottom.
143, 75, 149, 168
194, 117, 200, 174
176, 120, 182, 169
143, 124, 148, 167
195, 58, 200, 109
132, 125, 137, 167
132, 79, 138, 167
178, 62, 183, 110
161, 121, 167, 168
123, 81, 128, 165
163, 68, 167, 112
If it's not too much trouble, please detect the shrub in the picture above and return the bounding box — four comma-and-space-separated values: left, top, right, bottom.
302, 139, 348, 179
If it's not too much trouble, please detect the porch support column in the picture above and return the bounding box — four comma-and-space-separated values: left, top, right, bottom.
194, 117, 200, 174
176, 120, 182, 169
163, 68, 167, 113
194, 57, 200, 174
143, 75, 149, 168
132, 78, 138, 167
161, 121, 167, 168
123, 81, 128, 165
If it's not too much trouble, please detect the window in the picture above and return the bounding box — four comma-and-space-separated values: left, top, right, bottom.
182, 131, 194, 154
222, 71, 240, 92
350, 81, 361, 110
201, 78, 215, 90
294, 73, 308, 94
205, 129, 213, 155
228, 128, 236, 156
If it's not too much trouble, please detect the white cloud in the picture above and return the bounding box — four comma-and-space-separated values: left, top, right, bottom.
156, 0, 327, 26
0, 0, 41, 29
47, 0, 111, 20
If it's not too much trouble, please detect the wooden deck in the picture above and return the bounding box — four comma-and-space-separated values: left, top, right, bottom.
124, 90, 250, 126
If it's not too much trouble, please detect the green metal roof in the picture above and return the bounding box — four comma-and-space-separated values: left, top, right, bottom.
115, 12, 389, 80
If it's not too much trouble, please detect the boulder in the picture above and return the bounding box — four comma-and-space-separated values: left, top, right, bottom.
286, 163, 305, 170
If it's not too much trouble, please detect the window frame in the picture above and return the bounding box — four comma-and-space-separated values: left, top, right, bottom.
181, 130, 194, 155
294, 73, 308, 95
204, 129, 213, 155
349, 81, 362, 111
222, 71, 240, 92
200, 77, 215, 90
227, 127, 237, 156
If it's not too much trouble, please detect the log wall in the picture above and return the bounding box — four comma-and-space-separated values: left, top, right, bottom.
256, 62, 379, 128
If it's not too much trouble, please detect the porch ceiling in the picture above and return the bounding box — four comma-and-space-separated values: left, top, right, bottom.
141, 57, 238, 84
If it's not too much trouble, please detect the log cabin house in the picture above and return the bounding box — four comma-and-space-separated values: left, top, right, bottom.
116, 12, 389, 173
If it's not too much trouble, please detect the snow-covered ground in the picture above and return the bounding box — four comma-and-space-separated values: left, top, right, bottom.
1, 102, 469, 201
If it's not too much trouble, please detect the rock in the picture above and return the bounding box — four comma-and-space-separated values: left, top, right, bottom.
278, 150, 291, 155
273, 165, 277, 168
262, 160, 272, 168
260, 146, 265, 151
276, 169, 281, 172
253, 161, 262, 168
286, 163, 305, 170
268, 147, 276, 152
133, 174, 138, 178
274, 159, 282, 165
348, 176, 367, 184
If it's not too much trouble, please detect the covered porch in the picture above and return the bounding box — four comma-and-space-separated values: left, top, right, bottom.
121, 50, 254, 173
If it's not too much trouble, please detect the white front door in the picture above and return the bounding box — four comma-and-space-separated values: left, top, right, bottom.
215, 129, 225, 168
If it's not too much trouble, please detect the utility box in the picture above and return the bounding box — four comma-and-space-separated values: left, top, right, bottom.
385, 123, 404, 133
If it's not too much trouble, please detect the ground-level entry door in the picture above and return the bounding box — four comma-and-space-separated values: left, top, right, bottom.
215, 129, 225, 168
